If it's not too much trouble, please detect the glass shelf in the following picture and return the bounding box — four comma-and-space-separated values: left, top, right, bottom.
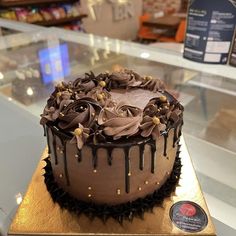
53, 27, 236, 80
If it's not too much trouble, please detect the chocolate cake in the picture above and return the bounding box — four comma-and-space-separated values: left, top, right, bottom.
40, 69, 183, 221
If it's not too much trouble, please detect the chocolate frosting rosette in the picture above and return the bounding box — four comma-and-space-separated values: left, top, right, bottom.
140, 116, 166, 140
58, 97, 102, 131
109, 69, 142, 88
40, 93, 74, 125
98, 102, 142, 140
140, 76, 165, 92
87, 86, 111, 107
40, 106, 60, 125
72, 71, 97, 93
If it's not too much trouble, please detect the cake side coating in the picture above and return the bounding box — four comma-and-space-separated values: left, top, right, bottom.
41, 69, 184, 206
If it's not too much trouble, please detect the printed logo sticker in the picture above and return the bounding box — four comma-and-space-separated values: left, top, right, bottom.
170, 201, 208, 233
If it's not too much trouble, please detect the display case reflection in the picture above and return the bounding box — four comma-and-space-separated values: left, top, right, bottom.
11, 43, 70, 105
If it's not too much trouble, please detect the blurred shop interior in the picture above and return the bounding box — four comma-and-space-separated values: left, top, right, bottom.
0, 0, 236, 236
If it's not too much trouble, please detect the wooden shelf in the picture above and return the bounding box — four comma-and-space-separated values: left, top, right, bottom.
35, 14, 87, 26
0, 0, 77, 7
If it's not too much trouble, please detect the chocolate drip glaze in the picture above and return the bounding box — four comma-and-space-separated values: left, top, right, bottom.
92, 147, 98, 169
178, 121, 183, 137
48, 123, 182, 194
172, 122, 183, 150
49, 126, 70, 185
175, 125, 182, 147
139, 143, 145, 170
46, 126, 51, 154
173, 118, 184, 147
52, 133, 58, 165
124, 147, 131, 193
77, 149, 82, 162
107, 147, 113, 166
149, 140, 156, 173
43, 125, 46, 137
63, 140, 70, 186
43, 148, 182, 223
173, 125, 178, 148
163, 131, 168, 156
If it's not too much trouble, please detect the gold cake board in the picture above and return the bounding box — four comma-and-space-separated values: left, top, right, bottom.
8, 138, 216, 236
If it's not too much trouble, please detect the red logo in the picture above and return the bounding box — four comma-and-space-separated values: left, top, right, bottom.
179, 203, 196, 217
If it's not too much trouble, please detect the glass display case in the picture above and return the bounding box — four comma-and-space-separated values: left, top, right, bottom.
0, 19, 235, 236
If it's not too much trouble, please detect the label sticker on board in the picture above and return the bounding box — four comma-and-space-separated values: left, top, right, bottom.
170, 201, 208, 233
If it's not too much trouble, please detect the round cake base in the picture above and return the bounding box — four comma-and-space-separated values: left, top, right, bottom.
43, 146, 181, 224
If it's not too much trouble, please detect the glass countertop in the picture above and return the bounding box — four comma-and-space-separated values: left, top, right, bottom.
0, 19, 235, 235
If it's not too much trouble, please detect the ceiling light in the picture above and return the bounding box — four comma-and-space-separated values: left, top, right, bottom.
0, 72, 4, 80
15, 193, 22, 205
140, 52, 150, 59
26, 87, 34, 96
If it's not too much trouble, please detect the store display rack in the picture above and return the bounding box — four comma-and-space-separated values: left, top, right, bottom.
0, 0, 87, 28
37, 14, 87, 26
0, 0, 76, 7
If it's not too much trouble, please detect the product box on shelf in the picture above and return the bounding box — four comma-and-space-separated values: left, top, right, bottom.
184, 0, 236, 64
